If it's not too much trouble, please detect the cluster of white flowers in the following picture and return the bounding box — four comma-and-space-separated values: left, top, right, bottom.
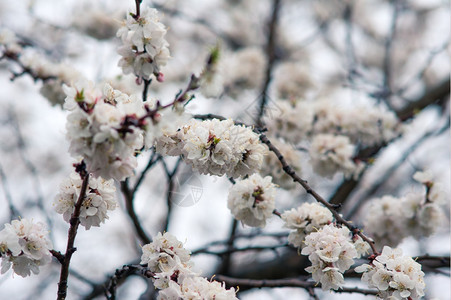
413, 170, 446, 204
223, 47, 267, 91
264, 99, 400, 148
282, 202, 333, 249
272, 62, 313, 100
355, 246, 425, 299
19, 51, 83, 106
71, 4, 121, 40
0, 29, 82, 106
227, 174, 276, 227
157, 118, 267, 178
0, 28, 22, 54
117, 7, 170, 81
0, 219, 52, 277
64, 81, 147, 181
141, 232, 238, 299
364, 171, 446, 248
301, 224, 367, 291
53, 171, 117, 230
363, 195, 406, 247
311, 101, 400, 147
264, 100, 314, 145
259, 139, 302, 190
309, 133, 363, 179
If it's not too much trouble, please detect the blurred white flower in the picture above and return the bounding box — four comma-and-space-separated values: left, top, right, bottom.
0, 219, 52, 277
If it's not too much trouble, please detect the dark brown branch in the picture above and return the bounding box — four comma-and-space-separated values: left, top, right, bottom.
121, 180, 152, 245
0, 164, 20, 220
160, 157, 183, 232
396, 79, 450, 121
345, 119, 449, 218
257, 0, 281, 126
56, 169, 89, 300
192, 112, 378, 254
214, 275, 378, 295
217, 219, 239, 274
142, 78, 152, 102
195, 243, 288, 256
132, 151, 160, 194
329, 80, 450, 207
258, 132, 378, 254
105, 264, 154, 300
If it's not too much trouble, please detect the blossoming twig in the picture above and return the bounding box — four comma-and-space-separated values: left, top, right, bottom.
56, 161, 89, 300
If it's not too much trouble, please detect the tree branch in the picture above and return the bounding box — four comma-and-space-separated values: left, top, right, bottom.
214, 275, 378, 295
257, 0, 281, 126
56, 165, 89, 300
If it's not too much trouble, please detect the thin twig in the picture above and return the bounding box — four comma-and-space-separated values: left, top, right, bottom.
257, 0, 281, 126
160, 157, 182, 232
0, 164, 20, 220
56, 165, 89, 300
132, 151, 160, 193
121, 180, 152, 245
214, 275, 378, 295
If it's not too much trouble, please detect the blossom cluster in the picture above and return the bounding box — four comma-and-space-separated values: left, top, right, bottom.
227, 174, 276, 227
64, 81, 147, 181
363, 171, 446, 248
0, 28, 22, 55
0, 28, 82, 106
157, 118, 267, 178
355, 246, 425, 299
282, 202, 333, 249
117, 7, 170, 81
309, 133, 363, 179
266, 99, 400, 148
53, 171, 117, 230
0, 219, 52, 277
264, 99, 400, 179
140, 232, 238, 299
301, 224, 368, 291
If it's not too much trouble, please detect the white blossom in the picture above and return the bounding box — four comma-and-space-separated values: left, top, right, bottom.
363, 195, 408, 248
301, 224, 359, 291
160, 118, 266, 178
309, 133, 359, 178
264, 100, 314, 145
355, 246, 425, 299
0, 219, 52, 277
312, 101, 400, 147
117, 7, 170, 80
364, 192, 446, 248
174, 276, 238, 300
273, 62, 313, 100
413, 170, 447, 205
228, 174, 276, 227
141, 232, 192, 275
0, 28, 22, 54
64, 81, 146, 181
223, 47, 267, 91
282, 202, 333, 249
54, 171, 117, 230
